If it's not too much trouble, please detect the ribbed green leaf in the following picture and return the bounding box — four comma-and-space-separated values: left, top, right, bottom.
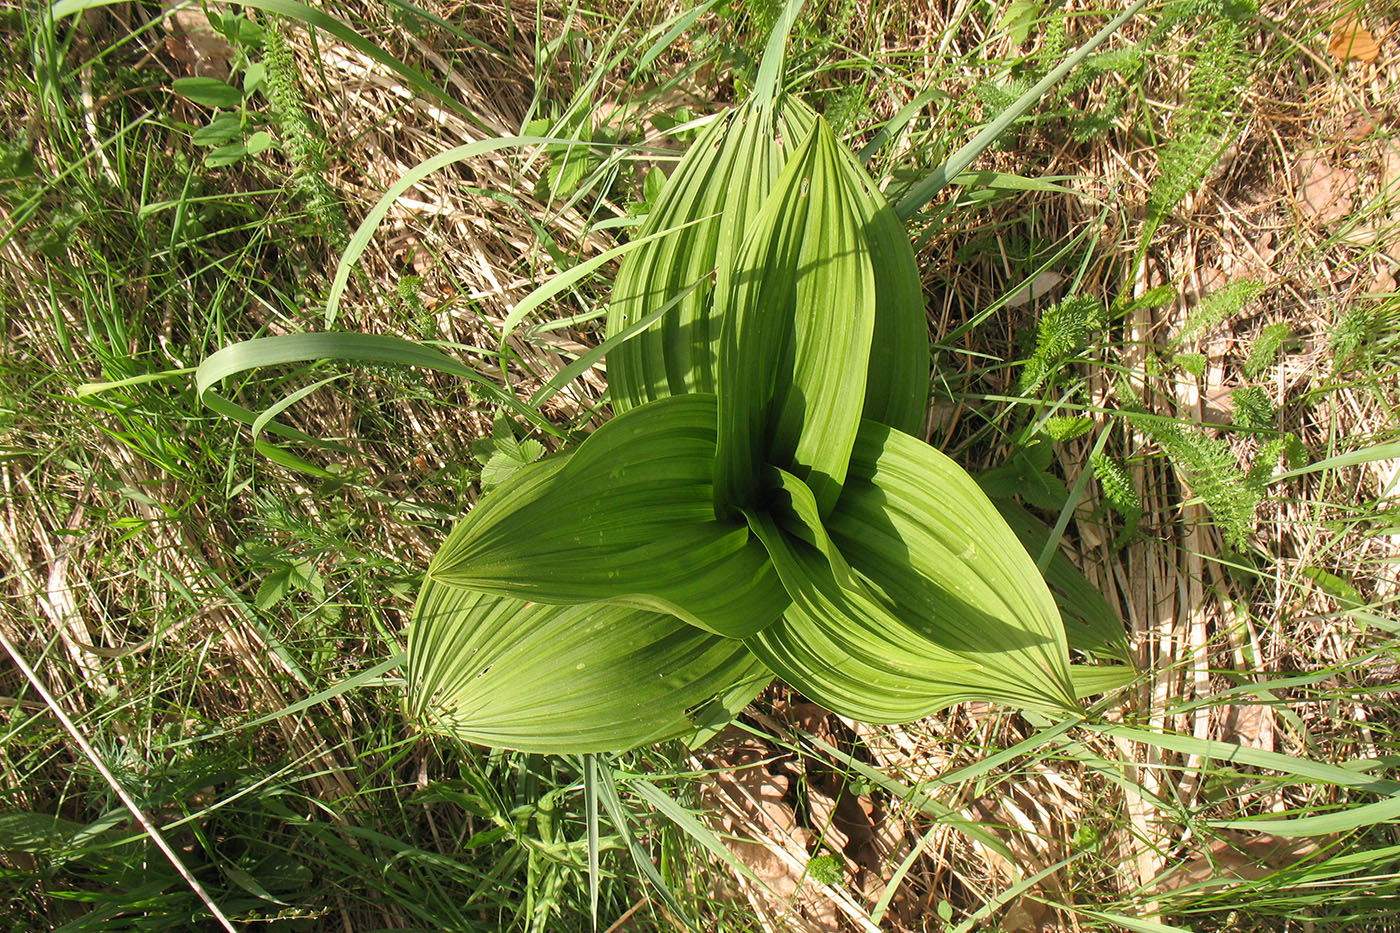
428, 394, 789, 638
744, 507, 982, 723
995, 501, 1133, 663
714, 117, 876, 518
841, 150, 929, 434
406, 578, 770, 753
605, 97, 816, 411
747, 419, 1078, 721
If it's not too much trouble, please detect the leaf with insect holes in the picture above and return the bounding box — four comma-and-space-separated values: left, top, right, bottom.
407, 579, 770, 753
428, 394, 790, 638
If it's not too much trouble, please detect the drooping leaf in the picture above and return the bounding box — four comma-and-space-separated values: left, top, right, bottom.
747, 420, 1078, 721
407, 578, 770, 753
605, 97, 816, 411
428, 394, 789, 638
744, 506, 982, 724
995, 500, 1132, 663
714, 117, 876, 518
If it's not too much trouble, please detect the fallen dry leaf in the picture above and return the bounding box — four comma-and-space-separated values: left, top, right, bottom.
1155, 831, 1325, 893
1294, 153, 1358, 225
1220, 701, 1276, 751
163, 1, 235, 79
1328, 16, 1380, 63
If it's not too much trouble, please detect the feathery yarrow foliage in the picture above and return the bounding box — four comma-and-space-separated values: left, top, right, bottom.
406, 91, 1103, 752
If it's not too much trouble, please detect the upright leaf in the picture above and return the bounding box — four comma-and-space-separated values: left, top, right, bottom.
428, 394, 789, 638
605, 97, 816, 410
842, 152, 929, 434
407, 578, 770, 753
714, 117, 876, 518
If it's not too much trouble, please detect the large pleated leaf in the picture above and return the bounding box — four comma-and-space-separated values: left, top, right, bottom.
841, 151, 930, 435
714, 117, 876, 518
744, 506, 984, 723
428, 394, 789, 638
406, 577, 771, 753
747, 419, 1078, 721
605, 97, 816, 411
995, 500, 1133, 664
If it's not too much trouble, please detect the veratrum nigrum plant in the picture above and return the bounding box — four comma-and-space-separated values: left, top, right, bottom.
405, 92, 1117, 753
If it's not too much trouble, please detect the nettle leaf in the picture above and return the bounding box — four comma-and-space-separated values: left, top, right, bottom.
407, 577, 770, 754
428, 394, 789, 638
747, 420, 1078, 721
714, 116, 876, 518
605, 96, 817, 410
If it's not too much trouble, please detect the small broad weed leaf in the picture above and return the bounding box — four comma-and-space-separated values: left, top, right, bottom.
192, 113, 245, 146
173, 76, 243, 109
476, 413, 546, 492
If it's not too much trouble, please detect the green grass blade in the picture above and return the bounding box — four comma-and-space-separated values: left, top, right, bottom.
527, 279, 703, 408
1270, 440, 1400, 484
1208, 796, 1400, 838
325, 134, 576, 328
752, 0, 808, 109
1092, 725, 1400, 795
893, 0, 1153, 220
196, 334, 562, 456
593, 764, 699, 932
584, 754, 600, 930
627, 777, 769, 890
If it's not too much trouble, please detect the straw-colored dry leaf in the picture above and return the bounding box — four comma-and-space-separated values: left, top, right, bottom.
1220, 701, 1276, 751
1328, 17, 1380, 63
700, 728, 842, 932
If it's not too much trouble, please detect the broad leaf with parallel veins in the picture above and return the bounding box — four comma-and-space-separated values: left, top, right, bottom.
408, 578, 770, 753
714, 117, 876, 519
428, 394, 789, 639
605, 97, 818, 411
747, 419, 1079, 722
